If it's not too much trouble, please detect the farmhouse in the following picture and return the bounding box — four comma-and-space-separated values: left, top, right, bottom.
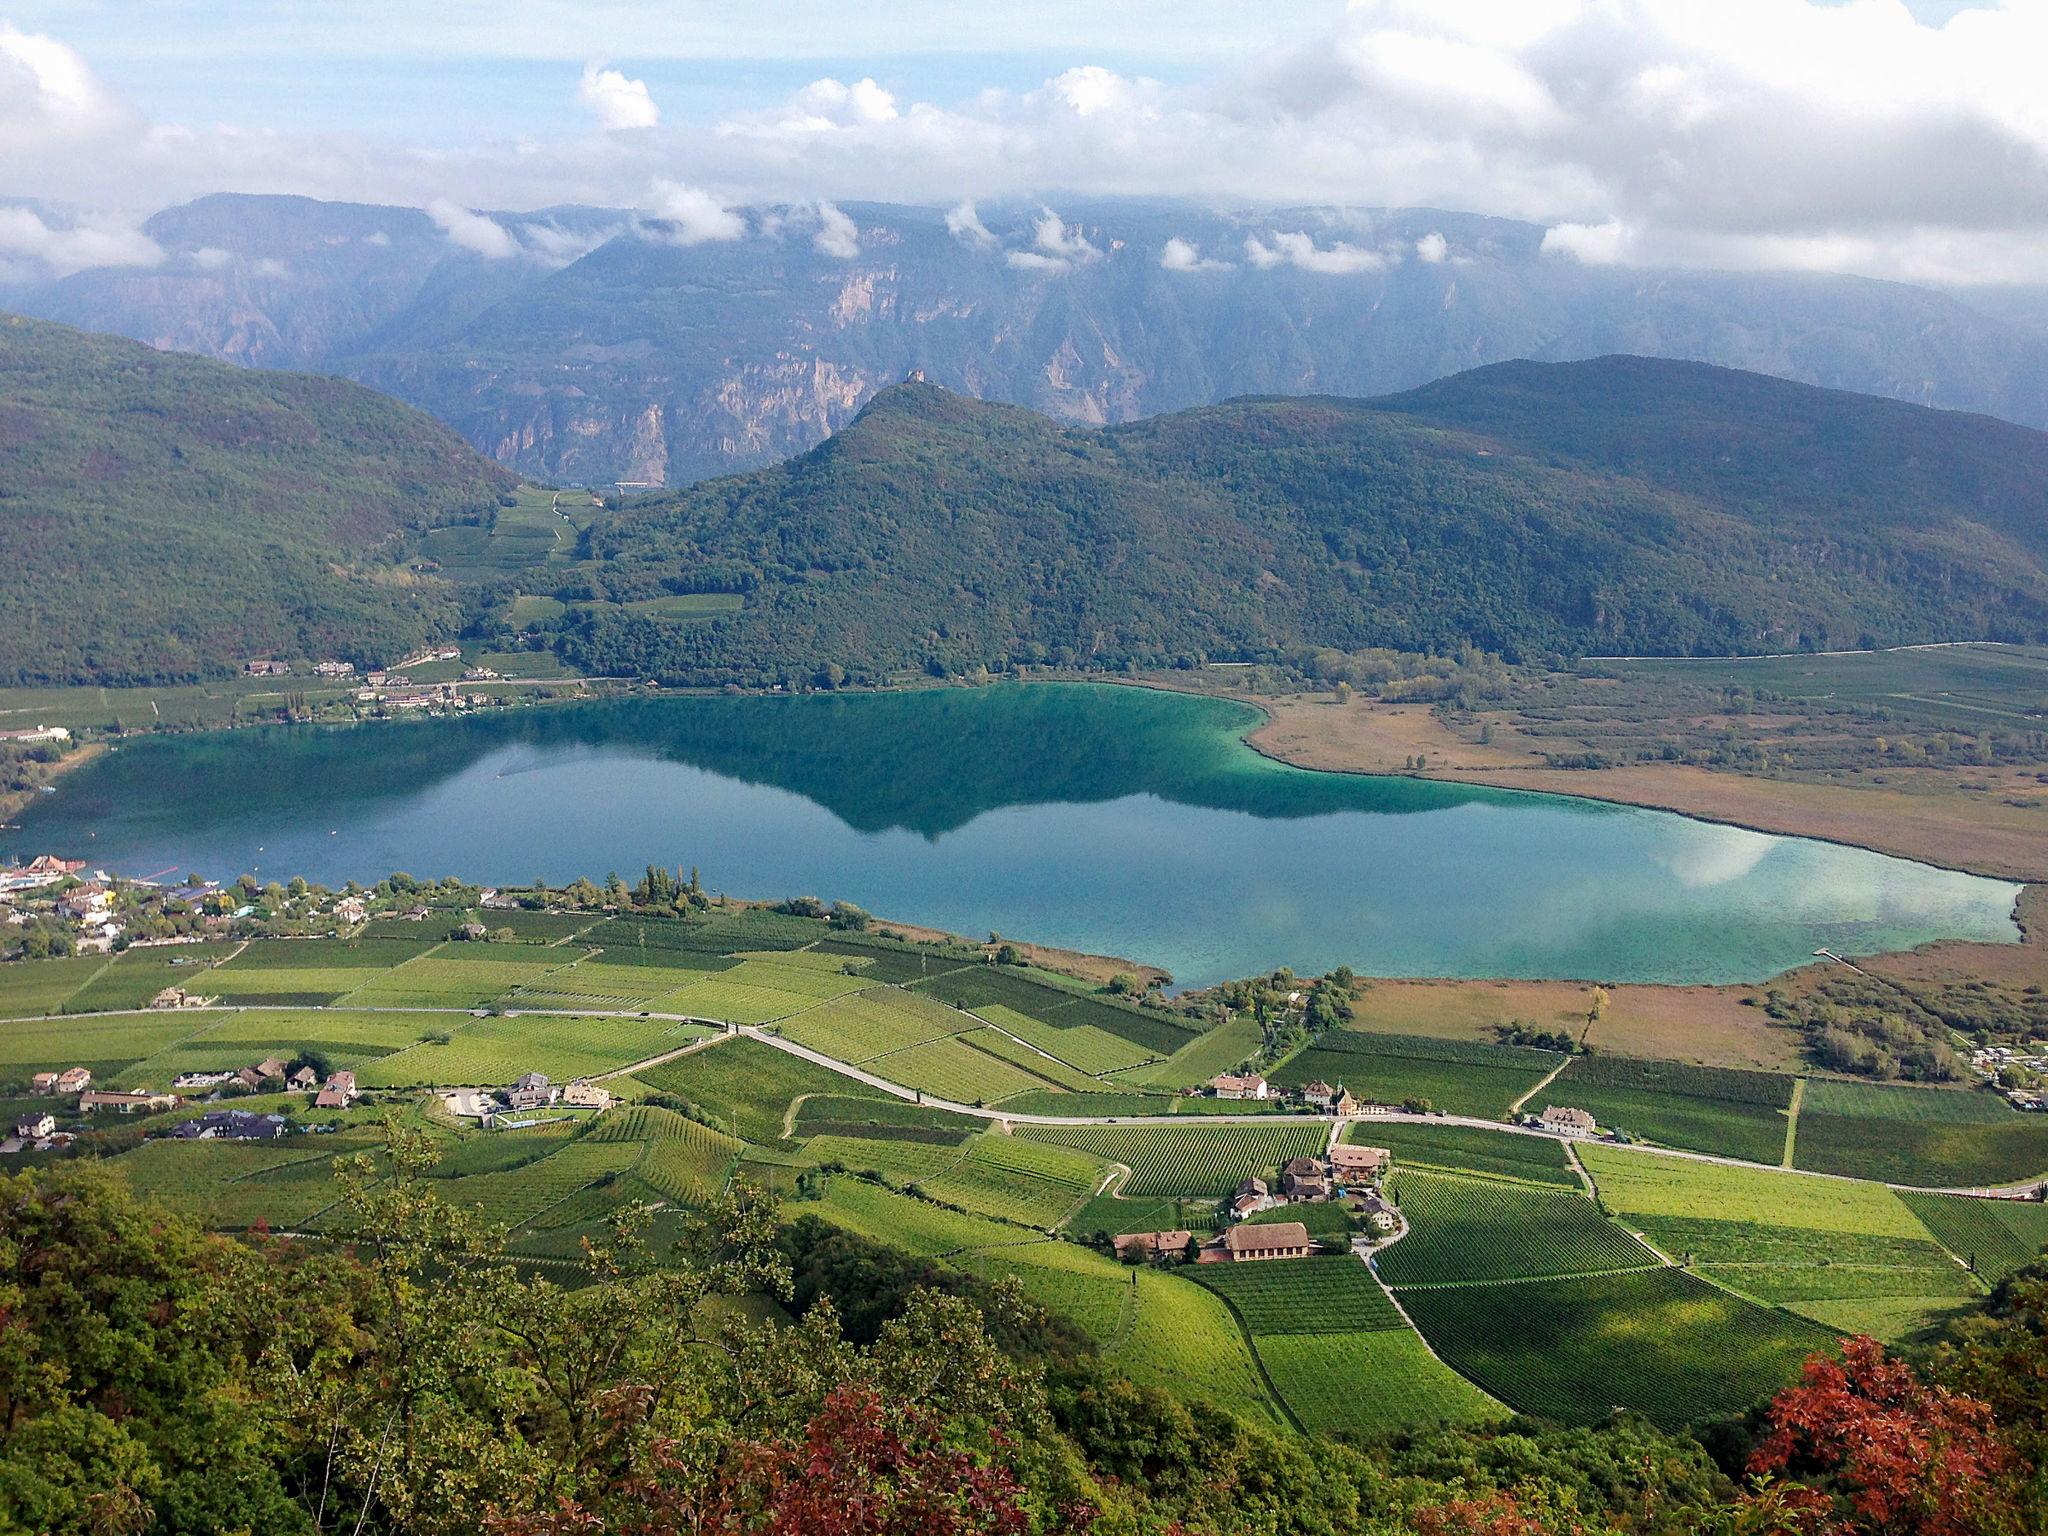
0, 725, 70, 744
1328, 1143, 1390, 1182
1210, 1073, 1269, 1101
1299, 1079, 1337, 1109
1199, 1221, 1316, 1264
1280, 1155, 1330, 1202
56, 1067, 91, 1092
30, 1071, 60, 1093
150, 986, 216, 1009
15, 1112, 56, 1140
561, 1079, 613, 1110
80, 1090, 179, 1114
1113, 1229, 1194, 1263
1539, 1105, 1598, 1136
314, 1071, 359, 1110
289, 1066, 319, 1090
1230, 1176, 1275, 1218
508, 1072, 557, 1111
244, 659, 292, 676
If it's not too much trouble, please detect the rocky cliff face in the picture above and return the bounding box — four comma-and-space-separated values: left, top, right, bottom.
19, 195, 2048, 485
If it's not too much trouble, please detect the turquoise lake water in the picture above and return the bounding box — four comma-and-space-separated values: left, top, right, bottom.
11, 683, 2020, 988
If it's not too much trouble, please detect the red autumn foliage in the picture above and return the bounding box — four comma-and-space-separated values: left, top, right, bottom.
1412, 1491, 1556, 1536
1745, 1335, 2024, 1536
492, 1384, 1050, 1536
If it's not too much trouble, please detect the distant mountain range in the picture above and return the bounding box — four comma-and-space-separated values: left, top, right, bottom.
0, 313, 511, 686
11, 194, 2048, 486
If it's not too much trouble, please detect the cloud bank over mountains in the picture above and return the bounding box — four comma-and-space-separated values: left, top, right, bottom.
3, 2, 2046, 288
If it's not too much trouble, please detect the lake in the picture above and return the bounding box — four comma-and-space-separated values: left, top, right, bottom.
12, 683, 2020, 988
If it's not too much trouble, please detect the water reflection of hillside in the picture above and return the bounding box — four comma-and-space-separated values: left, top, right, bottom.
25, 683, 1549, 842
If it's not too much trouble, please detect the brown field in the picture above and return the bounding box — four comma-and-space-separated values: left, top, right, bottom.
1228, 688, 2048, 882
1860, 884, 2048, 994
871, 916, 1169, 991
1344, 976, 1811, 1070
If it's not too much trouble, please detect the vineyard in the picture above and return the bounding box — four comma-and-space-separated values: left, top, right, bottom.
1548, 1054, 1794, 1164
1345, 1122, 1578, 1187
972, 1004, 1151, 1075
1398, 1269, 1833, 1429
634, 1036, 877, 1143
910, 964, 1194, 1056
1190, 1256, 1403, 1332
1376, 1171, 1656, 1286
778, 987, 977, 1063
1901, 1191, 2048, 1283
863, 1034, 1056, 1104
1017, 1122, 1331, 1196
1273, 1031, 1559, 1117
1256, 1331, 1505, 1435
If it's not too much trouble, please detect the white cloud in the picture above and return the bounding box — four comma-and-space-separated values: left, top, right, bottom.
517, 219, 621, 268
1032, 209, 1099, 263
0, 205, 159, 277
642, 179, 745, 244
1005, 250, 1071, 274
249, 256, 289, 278
0, 24, 128, 148
9, 4, 2048, 288
945, 198, 996, 249
577, 62, 660, 132
187, 245, 231, 269
1414, 231, 1447, 264
363, 230, 391, 247
812, 199, 860, 258
1540, 219, 1634, 266
427, 199, 521, 259
1160, 236, 1230, 272
1244, 231, 1388, 275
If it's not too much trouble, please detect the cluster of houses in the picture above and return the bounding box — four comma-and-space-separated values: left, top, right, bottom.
4, 1048, 369, 1152
1114, 1142, 1396, 1267
170, 1056, 361, 1109
1204, 1072, 1396, 1118
1970, 1044, 2048, 1110
440, 1071, 613, 1128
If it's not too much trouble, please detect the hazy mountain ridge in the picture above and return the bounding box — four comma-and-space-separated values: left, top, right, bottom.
15, 194, 2048, 484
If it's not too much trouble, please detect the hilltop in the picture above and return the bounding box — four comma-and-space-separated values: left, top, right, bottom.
0, 313, 513, 685
547, 357, 2048, 685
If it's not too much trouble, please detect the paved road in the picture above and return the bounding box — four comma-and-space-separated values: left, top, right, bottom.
6, 998, 2038, 1199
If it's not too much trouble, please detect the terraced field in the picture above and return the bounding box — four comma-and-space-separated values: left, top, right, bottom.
920, 1134, 1110, 1228
585, 1104, 743, 1203
1400, 1269, 1834, 1429
1377, 1171, 1655, 1286
1018, 1122, 1331, 1197
1190, 1256, 1403, 1332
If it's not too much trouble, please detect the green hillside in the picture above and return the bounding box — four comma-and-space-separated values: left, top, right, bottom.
0, 312, 512, 685
544, 358, 2048, 687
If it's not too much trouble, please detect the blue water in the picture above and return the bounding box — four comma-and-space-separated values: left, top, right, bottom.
12, 684, 2020, 988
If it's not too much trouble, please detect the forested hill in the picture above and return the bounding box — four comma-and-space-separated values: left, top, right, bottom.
0, 312, 513, 685
555, 357, 2048, 686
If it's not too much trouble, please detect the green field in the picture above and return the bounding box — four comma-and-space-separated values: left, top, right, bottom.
0, 955, 120, 1018
1580, 1145, 1931, 1239
1400, 1269, 1834, 1429
1124, 1013, 1263, 1090
584, 1103, 743, 1203
1377, 1172, 1656, 1286
1018, 1122, 1332, 1197
789, 1093, 981, 1143
56, 942, 245, 1012
962, 1025, 1109, 1092
911, 966, 1192, 1056
633, 1037, 880, 1144
973, 1004, 1151, 1075
1189, 1256, 1403, 1332
865, 1034, 1057, 1104
1256, 1330, 1505, 1434
1277, 1032, 1559, 1118
1548, 1055, 1794, 1165
776, 986, 974, 1062
1790, 1079, 2048, 1188
1900, 1191, 2048, 1282
1345, 1122, 1579, 1188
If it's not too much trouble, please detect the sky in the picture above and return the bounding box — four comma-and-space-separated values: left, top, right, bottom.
1, 0, 2043, 287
